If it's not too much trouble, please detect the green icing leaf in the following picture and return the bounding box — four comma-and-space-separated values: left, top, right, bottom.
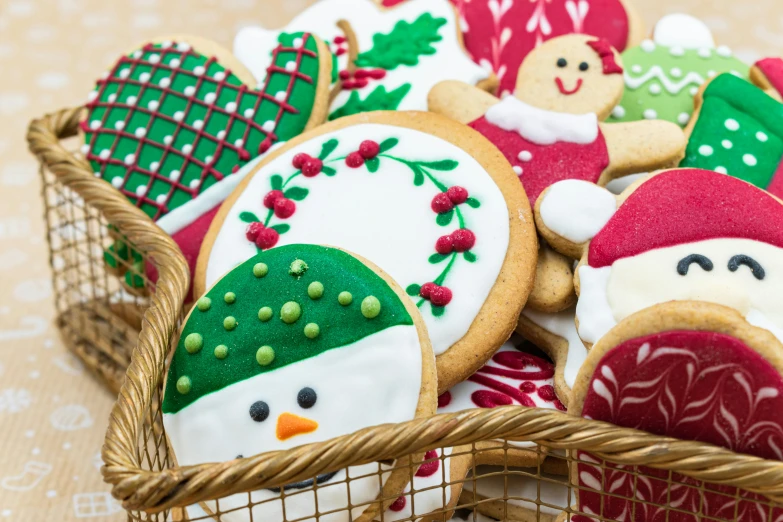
284, 187, 309, 200
418, 160, 458, 171
270, 224, 290, 234
329, 84, 411, 120
322, 165, 337, 176
431, 305, 445, 317
162, 245, 414, 414
410, 163, 425, 186
379, 138, 398, 153
270, 175, 284, 191
463, 251, 477, 263
465, 197, 481, 208
366, 157, 380, 173
319, 138, 339, 160
354, 13, 446, 70
428, 253, 448, 264
239, 211, 260, 223
436, 210, 454, 226
405, 283, 421, 297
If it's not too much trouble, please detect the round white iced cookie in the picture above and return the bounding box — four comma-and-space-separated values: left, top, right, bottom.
163, 244, 436, 522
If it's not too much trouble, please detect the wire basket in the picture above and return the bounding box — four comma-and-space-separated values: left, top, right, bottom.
28, 108, 783, 522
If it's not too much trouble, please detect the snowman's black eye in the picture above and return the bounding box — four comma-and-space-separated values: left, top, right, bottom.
297, 387, 317, 409
728, 255, 765, 280
249, 401, 269, 422
677, 254, 713, 276
579, 62, 589, 71
557, 58, 567, 68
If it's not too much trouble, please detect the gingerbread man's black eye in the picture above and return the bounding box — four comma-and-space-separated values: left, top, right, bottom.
579, 62, 589, 71
297, 387, 317, 409
557, 58, 567, 68
249, 401, 269, 422
728, 255, 765, 280
677, 254, 713, 275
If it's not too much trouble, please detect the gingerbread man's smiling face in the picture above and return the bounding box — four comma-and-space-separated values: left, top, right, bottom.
514, 34, 625, 119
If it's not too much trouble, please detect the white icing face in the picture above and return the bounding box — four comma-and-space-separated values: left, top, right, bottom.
164, 325, 422, 522
204, 123, 511, 356
578, 238, 783, 344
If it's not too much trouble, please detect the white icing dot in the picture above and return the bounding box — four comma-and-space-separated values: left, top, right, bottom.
189, 179, 200, 189
139, 72, 150, 83
87, 91, 98, 102
135, 127, 146, 138
631, 65, 642, 74
244, 108, 255, 118
148, 54, 160, 64
225, 101, 237, 113
725, 119, 739, 131
670, 67, 683, 78
721, 139, 733, 149
182, 144, 193, 154
173, 111, 184, 121
757, 131, 769, 142
743, 154, 758, 166
204, 92, 217, 104
669, 46, 685, 57
689, 87, 699, 96
169, 170, 181, 181
214, 71, 226, 81
707, 70, 716, 77
698, 48, 711, 58
184, 85, 196, 96
176, 42, 191, 52
148, 100, 159, 110
94, 172, 101, 177
715, 166, 728, 174
643, 109, 658, 119
518, 150, 533, 162
101, 71, 110, 79
124, 153, 135, 165
194, 65, 205, 76
612, 105, 626, 119
512, 166, 522, 175
89, 120, 100, 130
156, 194, 166, 204
111, 177, 123, 187
150, 161, 159, 172
640, 39, 655, 52
126, 95, 137, 106
193, 120, 204, 129
163, 135, 173, 145
677, 112, 690, 125
234, 139, 244, 147
274, 91, 286, 101
132, 50, 143, 59
284, 61, 296, 71
716, 45, 732, 57
649, 84, 662, 95
99, 149, 110, 160
698, 145, 713, 156
80, 144, 89, 154
170, 58, 181, 68
159, 77, 171, 88
161, 41, 172, 49
216, 130, 226, 140
293, 37, 303, 48
262, 121, 275, 132
107, 93, 117, 103
135, 184, 147, 196
118, 68, 130, 79
114, 121, 125, 130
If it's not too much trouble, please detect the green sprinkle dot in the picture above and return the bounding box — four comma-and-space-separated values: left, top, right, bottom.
176, 376, 192, 394
361, 296, 381, 319
304, 323, 320, 339
289, 259, 309, 277
223, 316, 237, 330
280, 301, 302, 324
308, 281, 324, 300
256, 345, 275, 366
253, 262, 269, 278
338, 291, 353, 306
196, 297, 211, 312
258, 306, 273, 322
184, 333, 203, 354
224, 292, 236, 304
214, 345, 228, 359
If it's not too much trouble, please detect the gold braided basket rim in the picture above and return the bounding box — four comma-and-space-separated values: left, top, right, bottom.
27, 107, 783, 514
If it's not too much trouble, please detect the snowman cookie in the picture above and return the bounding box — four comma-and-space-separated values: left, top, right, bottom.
82, 34, 332, 293
608, 13, 749, 128
450, 0, 645, 96
196, 111, 538, 391
234, 0, 495, 120
569, 301, 783, 522
535, 168, 783, 349
162, 244, 437, 522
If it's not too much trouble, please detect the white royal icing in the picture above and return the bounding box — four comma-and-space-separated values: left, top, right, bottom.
484, 96, 599, 146
465, 466, 568, 516
575, 264, 615, 344
522, 307, 585, 391
164, 325, 423, 522
652, 14, 716, 50
204, 123, 511, 357
378, 447, 453, 522
234, 0, 490, 114
539, 180, 616, 243
624, 66, 706, 96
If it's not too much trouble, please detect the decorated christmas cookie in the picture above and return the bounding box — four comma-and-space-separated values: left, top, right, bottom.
234, 0, 495, 120
608, 14, 749, 128
535, 168, 783, 349
569, 301, 783, 522
437, 340, 565, 467
162, 244, 437, 522
196, 111, 538, 391
751, 57, 783, 100
82, 34, 332, 292
450, 0, 645, 95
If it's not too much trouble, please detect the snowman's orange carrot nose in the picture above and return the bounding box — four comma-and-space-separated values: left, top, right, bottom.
276, 412, 318, 440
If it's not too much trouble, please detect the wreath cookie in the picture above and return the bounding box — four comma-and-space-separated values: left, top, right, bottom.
196, 111, 537, 391
82, 34, 332, 292
162, 244, 437, 522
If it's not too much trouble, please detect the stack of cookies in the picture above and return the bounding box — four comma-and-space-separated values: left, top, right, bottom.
79, 2, 783, 521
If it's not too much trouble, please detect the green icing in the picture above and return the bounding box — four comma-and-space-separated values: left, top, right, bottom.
214, 345, 228, 359
258, 306, 273, 322
608, 42, 749, 127
162, 244, 414, 413
329, 84, 411, 121
224, 292, 236, 304
184, 333, 203, 354
304, 323, 320, 339
176, 376, 191, 394
308, 281, 324, 300
196, 297, 211, 312
256, 346, 275, 366
681, 73, 783, 189
355, 13, 446, 70
361, 296, 381, 319
253, 262, 269, 278
338, 291, 353, 306
223, 316, 238, 330
280, 301, 302, 324
289, 259, 309, 277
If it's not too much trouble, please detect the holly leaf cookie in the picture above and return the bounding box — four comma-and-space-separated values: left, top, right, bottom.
569, 301, 783, 522
82, 34, 332, 291
233, 0, 495, 119
196, 111, 538, 392
163, 244, 437, 521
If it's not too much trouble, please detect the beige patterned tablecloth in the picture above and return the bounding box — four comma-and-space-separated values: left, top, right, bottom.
0, 1, 778, 520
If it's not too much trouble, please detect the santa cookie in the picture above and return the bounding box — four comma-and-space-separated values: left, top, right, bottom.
536, 168, 783, 349
82, 34, 332, 293
196, 111, 538, 391
234, 0, 495, 120
608, 13, 749, 128
162, 244, 437, 522
569, 301, 783, 522
751, 57, 783, 101
450, 0, 645, 95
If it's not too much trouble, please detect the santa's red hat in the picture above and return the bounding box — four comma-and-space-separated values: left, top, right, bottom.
588, 169, 783, 268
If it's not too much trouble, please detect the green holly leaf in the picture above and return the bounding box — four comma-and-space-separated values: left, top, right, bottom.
431, 305, 446, 317
239, 211, 260, 223
270, 224, 290, 234
319, 138, 338, 160
406, 283, 421, 297
436, 210, 454, 226
322, 165, 336, 176
379, 138, 398, 153
366, 157, 380, 173
355, 13, 447, 70
271, 175, 283, 190
284, 187, 309, 201
418, 160, 458, 171
465, 197, 481, 208
329, 84, 411, 120
464, 251, 477, 263
428, 253, 448, 264
410, 163, 425, 186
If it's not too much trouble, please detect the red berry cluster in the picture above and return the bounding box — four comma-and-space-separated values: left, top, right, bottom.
431, 186, 468, 214
435, 229, 475, 255
292, 152, 323, 177
263, 190, 296, 218
338, 68, 386, 90
332, 35, 347, 57
345, 140, 380, 168
245, 222, 279, 250
419, 282, 452, 306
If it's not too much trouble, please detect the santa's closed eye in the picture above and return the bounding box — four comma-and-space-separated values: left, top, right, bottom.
728, 255, 765, 280
677, 254, 713, 275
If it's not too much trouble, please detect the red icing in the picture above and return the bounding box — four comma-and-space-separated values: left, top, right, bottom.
263, 190, 283, 209
415, 450, 441, 478
755, 57, 783, 96
429, 286, 453, 307
588, 169, 783, 268
451, 0, 630, 94
432, 193, 454, 214
447, 186, 468, 204
555, 77, 583, 95
301, 157, 323, 177
359, 140, 380, 159
345, 152, 364, 168
586, 38, 623, 75
273, 198, 296, 218
451, 229, 475, 252
435, 235, 454, 255
577, 330, 783, 522
437, 390, 452, 408
388, 496, 407, 512
469, 116, 609, 206
255, 227, 279, 250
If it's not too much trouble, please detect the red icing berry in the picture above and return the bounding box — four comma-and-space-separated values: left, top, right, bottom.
359, 140, 380, 159
255, 227, 279, 250
447, 186, 468, 204
333, 35, 346, 45
430, 286, 452, 307
431, 193, 454, 214
389, 496, 406, 512
245, 222, 265, 242
338, 70, 351, 80
263, 190, 284, 210
435, 235, 454, 255
292, 153, 310, 169
419, 282, 437, 299
415, 450, 440, 478
274, 198, 296, 219
520, 381, 536, 393
452, 229, 476, 252
538, 385, 557, 402
346, 152, 365, 168
302, 158, 323, 177
437, 390, 452, 408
